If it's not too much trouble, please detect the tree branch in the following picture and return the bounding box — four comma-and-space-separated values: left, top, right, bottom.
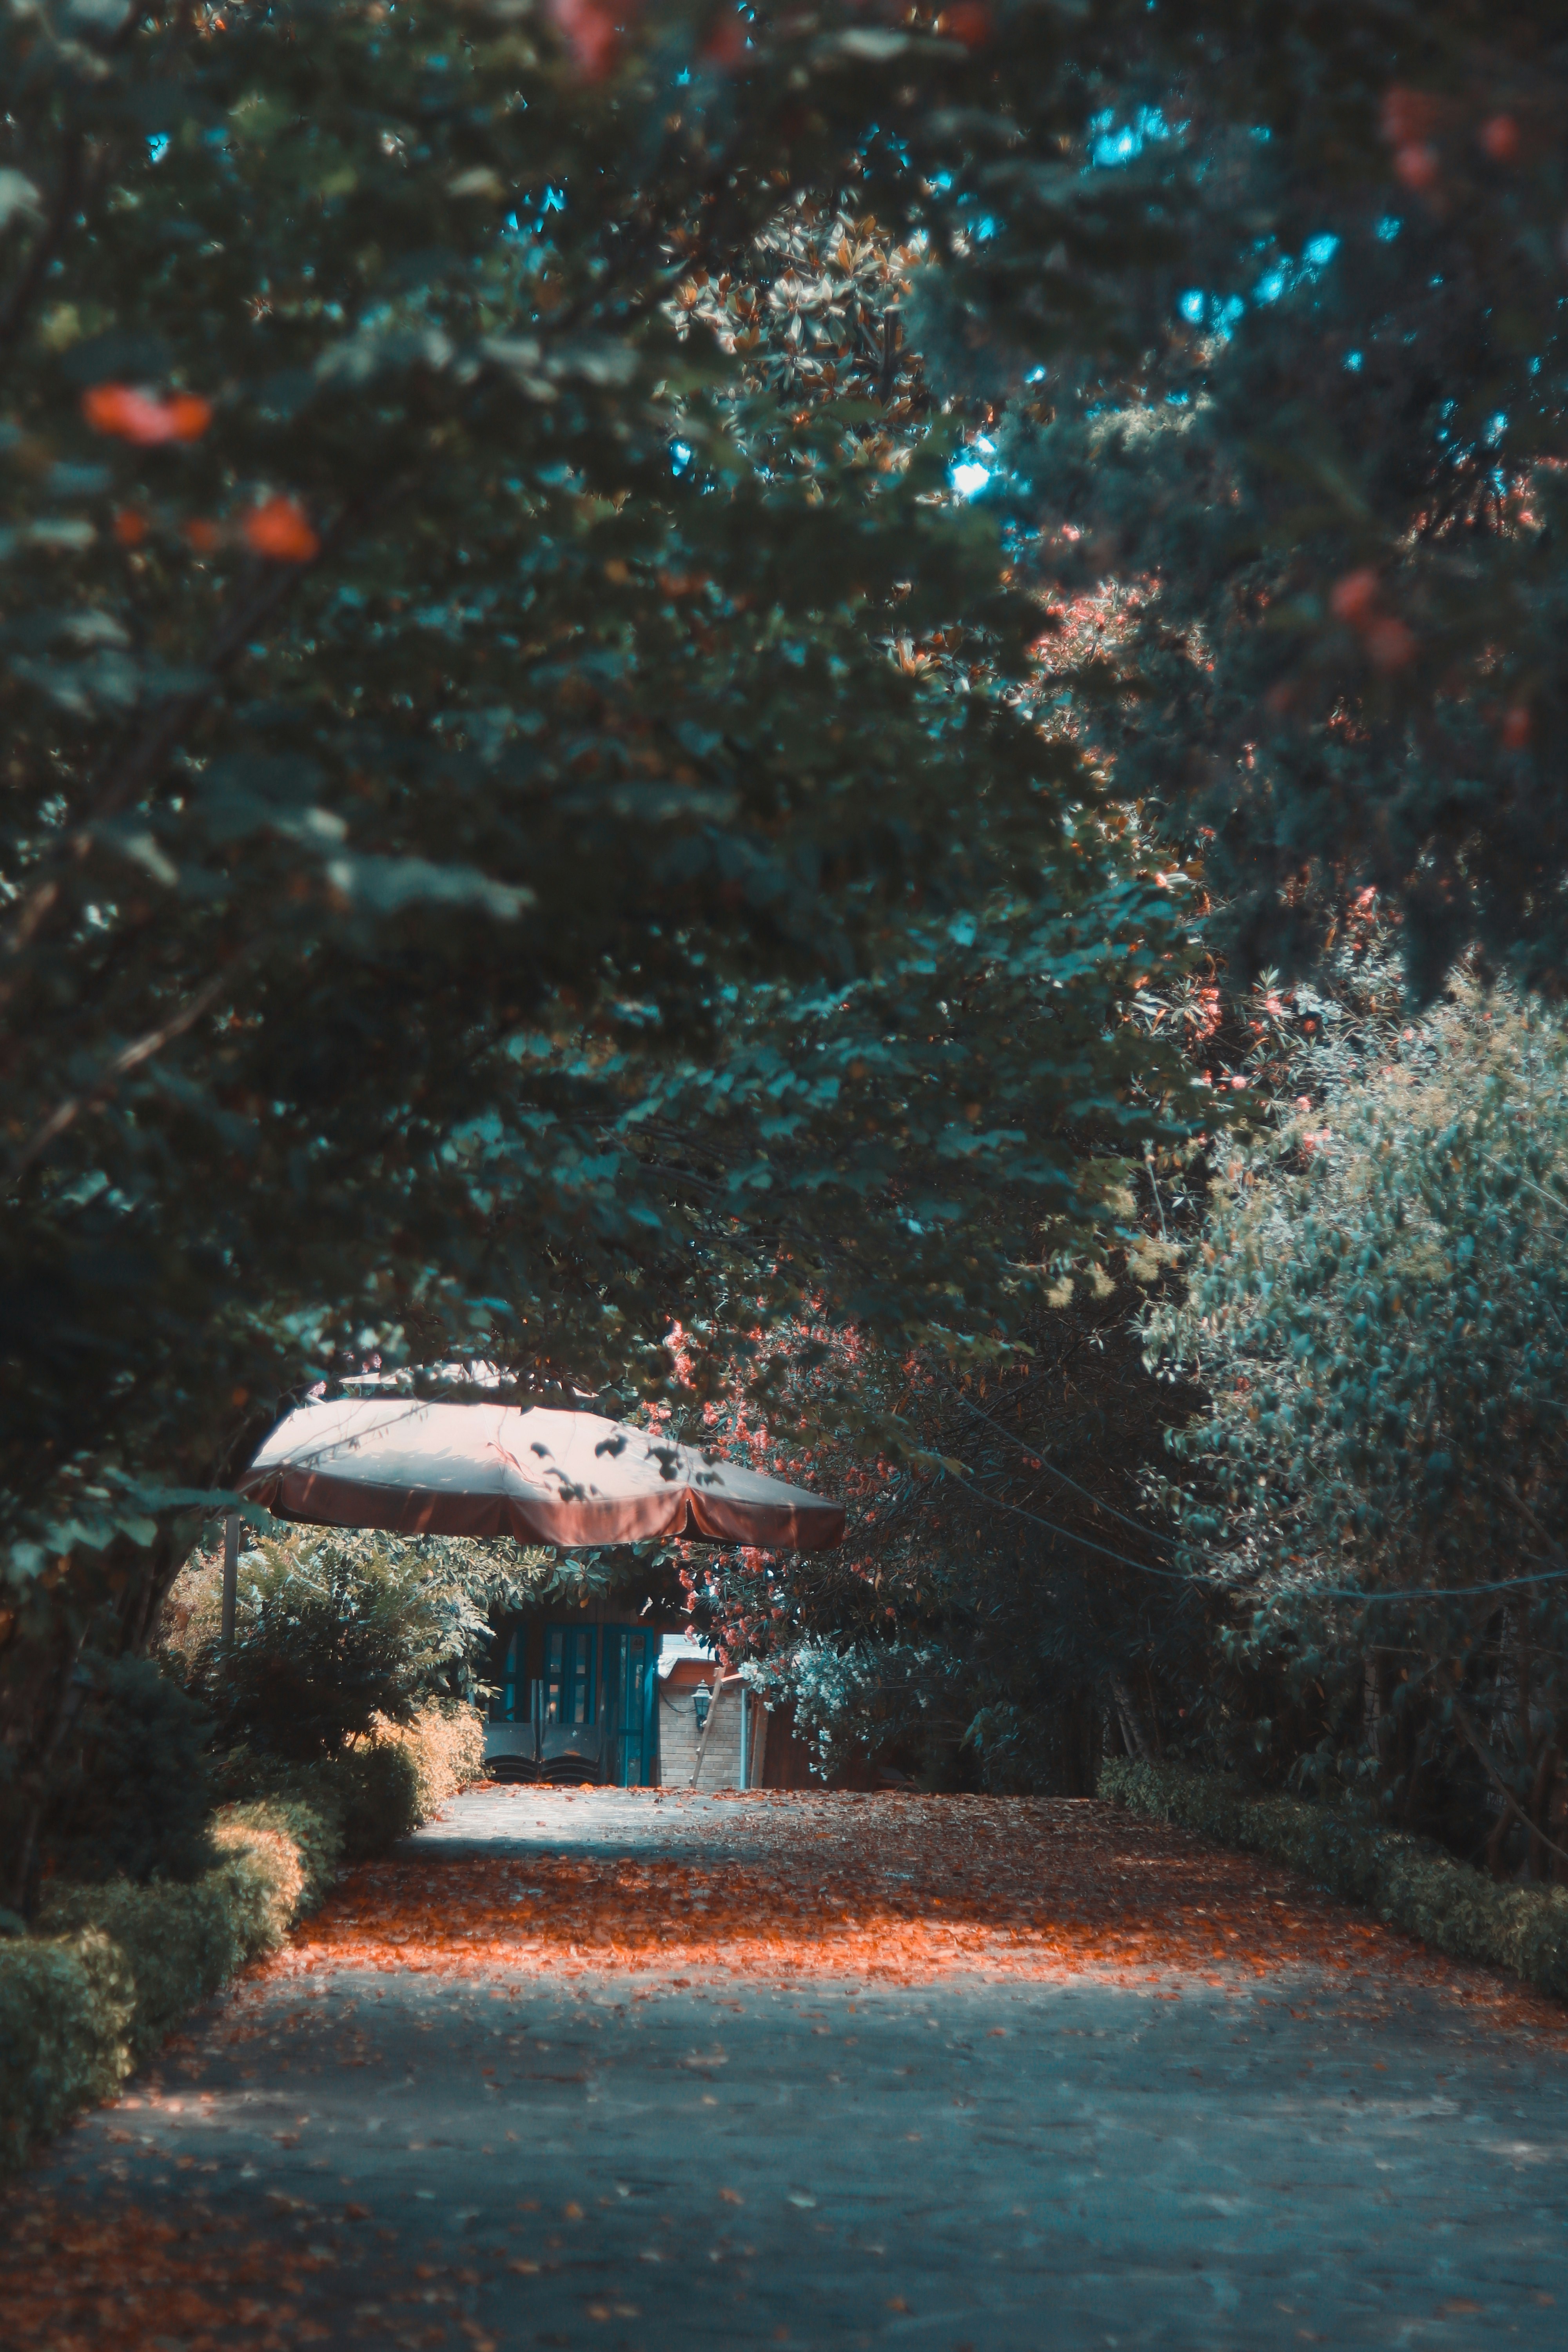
1, 486, 395, 986
1496, 1477, 1568, 1571
1452, 1699, 1568, 1872
1109, 1669, 1155, 1762
8, 965, 231, 1188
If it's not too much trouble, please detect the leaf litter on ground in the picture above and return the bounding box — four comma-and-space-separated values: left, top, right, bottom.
4, 1790, 1565, 2348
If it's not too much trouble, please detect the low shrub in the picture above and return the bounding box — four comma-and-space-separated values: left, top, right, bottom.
357, 1698, 487, 1823
1, 1702, 485, 2174
211, 1744, 413, 1867
214, 1699, 484, 1862
21, 1654, 218, 1895
1102, 1759, 1568, 2003
216, 1795, 343, 1915
0, 1798, 315, 2172
0, 1928, 132, 2172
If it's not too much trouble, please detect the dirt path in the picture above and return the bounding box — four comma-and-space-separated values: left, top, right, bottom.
5, 1790, 1568, 2349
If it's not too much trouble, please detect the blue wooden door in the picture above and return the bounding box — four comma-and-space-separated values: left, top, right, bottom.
605, 1629, 659, 1786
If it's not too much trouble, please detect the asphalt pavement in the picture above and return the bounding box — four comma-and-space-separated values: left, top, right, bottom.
13, 1789, 1568, 2350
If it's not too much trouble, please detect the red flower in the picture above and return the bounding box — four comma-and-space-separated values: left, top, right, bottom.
82, 384, 212, 445
549, 0, 627, 78
701, 6, 748, 69
1394, 143, 1441, 194
1364, 615, 1416, 672
1479, 114, 1520, 165
938, 2, 992, 47
1380, 86, 1440, 147
242, 497, 320, 562
1328, 568, 1379, 624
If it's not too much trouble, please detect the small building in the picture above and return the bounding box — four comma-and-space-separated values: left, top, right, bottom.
485, 1599, 665, 1786
483, 1605, 826, 1789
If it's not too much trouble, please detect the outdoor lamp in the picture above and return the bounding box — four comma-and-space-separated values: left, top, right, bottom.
693, 1683, 711, 1735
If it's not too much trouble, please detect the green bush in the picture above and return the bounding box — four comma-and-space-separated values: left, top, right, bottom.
0, 1927, 133, 2170
1, 1698, 485, 2175
354, 1699, 488, 1827
1102, 1759, 1568, 2003
0, 1797, 313, 2172
216, 1796, 344, 1915
216, 1742, 421, 1864
33, 1654, 218, 1889
185, 1534, 456, 1762
1144, 985, 1568, 1865
213, 1699, 484, 1863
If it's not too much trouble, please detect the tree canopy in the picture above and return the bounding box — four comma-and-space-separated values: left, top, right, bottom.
945, 4, 1568, 989
1, 0, 1209, 1878
5, 0, 1568, 1886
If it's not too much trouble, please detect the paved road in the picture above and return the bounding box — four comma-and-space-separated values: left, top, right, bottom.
8, 1791, 1568, 2349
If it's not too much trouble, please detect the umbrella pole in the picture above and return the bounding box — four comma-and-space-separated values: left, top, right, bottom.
221, 1510, 240, 1651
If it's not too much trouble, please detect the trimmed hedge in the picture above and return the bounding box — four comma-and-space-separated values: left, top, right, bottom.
216, 1698, 486, 1862
1101, 1758, 1568, 2003
0, 1798, 314, 2172
0, 1701, 484, 2174
215, 1742, 423, 1864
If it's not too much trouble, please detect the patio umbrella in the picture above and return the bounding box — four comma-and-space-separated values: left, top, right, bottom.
238, 1395, 844, 1551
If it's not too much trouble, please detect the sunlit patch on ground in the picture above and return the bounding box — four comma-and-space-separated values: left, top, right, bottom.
252, 1791, 1568, 2025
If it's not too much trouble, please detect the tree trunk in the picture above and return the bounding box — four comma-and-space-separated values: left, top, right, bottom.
1528, 1738, 1559, 1883
1550, 1727, 1568, 1884
1109, 1671, 1155, 1765
1, 1620, 88, 1916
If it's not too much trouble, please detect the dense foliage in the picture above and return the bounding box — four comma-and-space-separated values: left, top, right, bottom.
169, 1515, 517, 1759
952, 5, 1568, 995
1149, 984, 1568, 1875
172, 1531, 487, 1759
1, 0, 1211, 1898
27, 1651, 216, 1889
681, 1273, 1210, 1790
5, 0, 1568, 1898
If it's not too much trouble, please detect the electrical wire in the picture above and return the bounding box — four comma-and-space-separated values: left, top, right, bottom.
1260, 1563, 1568, 1604
945, 1385, 1180, 1548
940, 1471, 1198, 1581
942, 1471, 1568, 1602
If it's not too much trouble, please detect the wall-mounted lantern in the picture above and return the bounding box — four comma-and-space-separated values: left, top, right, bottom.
693, 1682, 712, 1736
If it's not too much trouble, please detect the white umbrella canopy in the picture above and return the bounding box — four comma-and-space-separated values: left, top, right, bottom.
238, 1396, 845, 1552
